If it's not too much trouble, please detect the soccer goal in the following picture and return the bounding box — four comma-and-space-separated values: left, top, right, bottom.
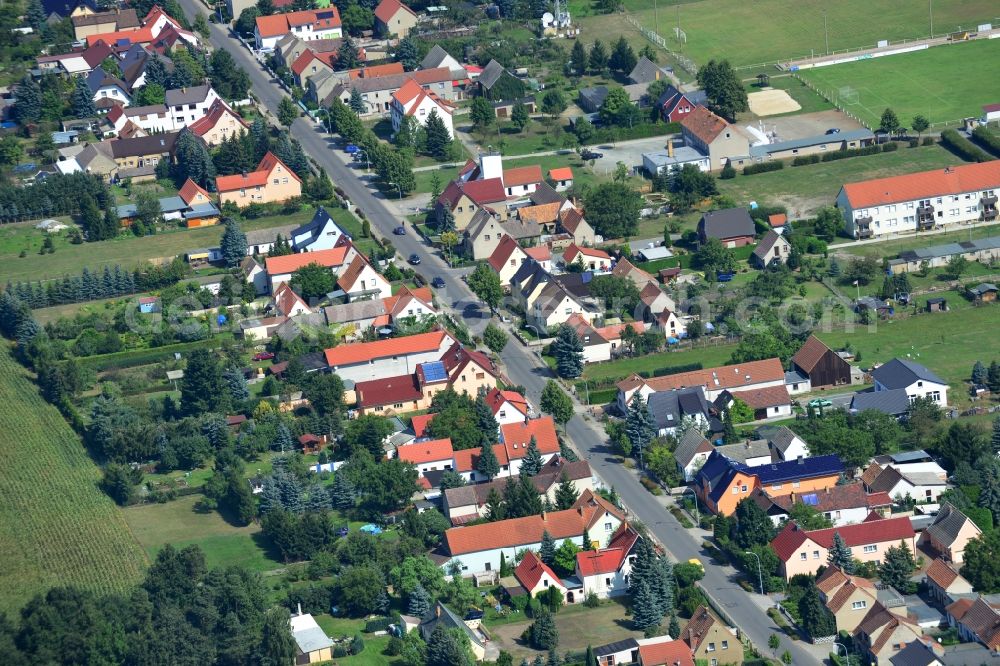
838, 86, 859, 105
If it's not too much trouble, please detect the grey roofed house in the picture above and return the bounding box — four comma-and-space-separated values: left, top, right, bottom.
511, 258, 550, 295
646, 386, 710, 433
716, 438, 771, 464
528, 181, 564, 206
850, 388, 911, 417
245, 223, 298, 247
593, 637, 639, 661
477, 59, 507, 90
872, 358, 946, 390
419, 602, 486, 651
420, 44, 465, 74
290, 611, 334, 656
86, 68, 129, 96
501, 216, 541, 241
656, 84, 707, 110
752, 229, 784, 262
628, 56, 671, 84
925, 504, 977, 552
577, 86, 608, 113
323, 298, 388, 325
888, 639, 940, 666
108, 132, 179, 158
699, 207, 755, 242
165, 84, 215, 107
444, 458, 592, 515
674, 428, 713, 469
748, 129, 875, 159
969, 282, 998, 297
756, 425, 802, 457
158, 196, 187, 213
552, 272, 596, 300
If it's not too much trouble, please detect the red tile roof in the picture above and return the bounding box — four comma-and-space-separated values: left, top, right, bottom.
411, 413, 436, 438
374, 0, 416, 23
216, 151, 299, 192
355, 373, 423, 407
444, 497, 619, 555
178, 177, 212, 206
770, 515, 915, 562
188, 99, 248, 138
265, 247, 349, 275
575, 524, 639, 576
680, 105, 730, 145
548, 167, 573, 181
500, 417, 559, 457
291, 49, 327, 77
348, 62, 405, 79
842, 161, 1000, 209
514, 550, 562, 591
503, 165, 543, 188
395, 437, 454, 464
324, 329, 452, 367
453, 443, 509, 473
926, 558, 961, 590
255, 8, 341, 38
438, 178, 506, 209
524, 245, 551, 262
563, 242, 610, 264
336, 254, 374, 293
791, 334, 835, 373
487, 235, 526, 272
273, 282, 310, 316
768, 213, 787, 227
638, 639, 695, 666
733, 384, 791, 409
617, 357, 785, 394
485, 388, 528, 418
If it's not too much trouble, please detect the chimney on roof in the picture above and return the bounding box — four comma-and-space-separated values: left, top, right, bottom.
436, 603, 441, 618
541, 511, 546, 521
798, 457, 804, 464
297, 602, 303, 616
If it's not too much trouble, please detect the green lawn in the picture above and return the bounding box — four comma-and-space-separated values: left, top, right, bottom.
582, 341, 739, 383
619, 0, 998, 68
0, 350, 147, 614
815, 291, 998, 393
313, 615, 400, 665
0, 208, 318, 284
716, 143, 962, 217
122, 494, 282, 573
799, 39, 1000, 127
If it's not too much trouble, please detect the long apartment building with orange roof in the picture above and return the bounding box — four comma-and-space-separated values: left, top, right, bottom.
836, 161, 1000, 239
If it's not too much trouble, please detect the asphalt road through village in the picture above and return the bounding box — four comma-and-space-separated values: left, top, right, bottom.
176, 3, 828, 660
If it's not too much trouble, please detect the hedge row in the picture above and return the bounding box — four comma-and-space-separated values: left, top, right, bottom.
742, 161, 784, 176
940, 129, 992, 162
971, 126, 1000, 157
75, 337, 227, 372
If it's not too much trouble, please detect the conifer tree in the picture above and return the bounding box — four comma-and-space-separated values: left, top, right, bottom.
631, 579, 661, 631
330, 472, 355, 509
408, 583, 430, 617
220, 217, 248, 267
476, 442, 501, 481
827, 531, 854, 573
539, 530, 556, 565
554, 471, 578, 510
71, 77, 97, 118
552, 324, 584, 378
520, 436, 543, 476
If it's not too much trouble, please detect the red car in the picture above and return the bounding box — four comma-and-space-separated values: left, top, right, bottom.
252, 351, 275, 361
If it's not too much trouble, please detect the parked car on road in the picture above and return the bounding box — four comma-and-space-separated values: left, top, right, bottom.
431, 277, 446, 288
393, 226, 406, 235
408, 254, 421, 265
581, 149, 604, 160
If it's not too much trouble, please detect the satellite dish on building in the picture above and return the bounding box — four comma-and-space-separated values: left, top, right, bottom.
541, 11, 554, 27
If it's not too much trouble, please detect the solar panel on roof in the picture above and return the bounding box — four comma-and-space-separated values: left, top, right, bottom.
316, 10, 334, 18
801, 493, 819, 506
421, 361, 447, 382
116, 38, 131, 47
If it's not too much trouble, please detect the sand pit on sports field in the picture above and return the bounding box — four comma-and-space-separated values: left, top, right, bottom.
748, 88, 801, 116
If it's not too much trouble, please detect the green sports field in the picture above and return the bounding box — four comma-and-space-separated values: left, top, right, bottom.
604, 0, 998, 69
799, 39, 1000, 127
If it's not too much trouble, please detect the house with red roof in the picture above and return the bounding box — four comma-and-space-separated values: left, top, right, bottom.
435, 178, 508, 232
336, 254, 391, 302
85, 6, 197, 51
264, 245, 354, 293
354, 342, 497, 417
770, 513, 916, 580
323, 329, 457, 383
923, 557, 973, 605
548, 167, 573, 192
188, 99, 249, 146
558, 207, 595, 246
946, 596, 1000, 651
272, 282, 312, 317
486, 235, 530, 284
254, 8, 342, 51
216, 151, 302, 209
374, 0, 418, 38
498, 416, 560, 476
484, 388, 530, 425
394, 437, 454, 474
679, 105, 751, 171
390, 79, 454, 140
502, 165, 543, 198
290, 48, 335, 89
750, 482, 892, 528
323, 285, 435, 338
854, 601, 926, 664
514, 550, 566, 598
637, 638, 696, 666
563, 243, 612, 272
440, 489, 625, 573
178, 178, 213, 207
680, 606, 743, 665
573, 523, 640, 600
836, 161, 1000, 239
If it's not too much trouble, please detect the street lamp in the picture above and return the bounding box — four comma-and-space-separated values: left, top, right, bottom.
387, 181, 403, 199
744, 550, 765, 595
681, 486, 699, 521
833, 642, 850, 665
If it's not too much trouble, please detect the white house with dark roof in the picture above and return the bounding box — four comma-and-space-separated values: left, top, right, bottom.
674, 429, 714, 482
290, 609, 334, 663
752, 229, 791, 268
291, 207, 348, 252
164, 84, 221, 128
920, 504, 982, 564
871, 358, 949, 407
